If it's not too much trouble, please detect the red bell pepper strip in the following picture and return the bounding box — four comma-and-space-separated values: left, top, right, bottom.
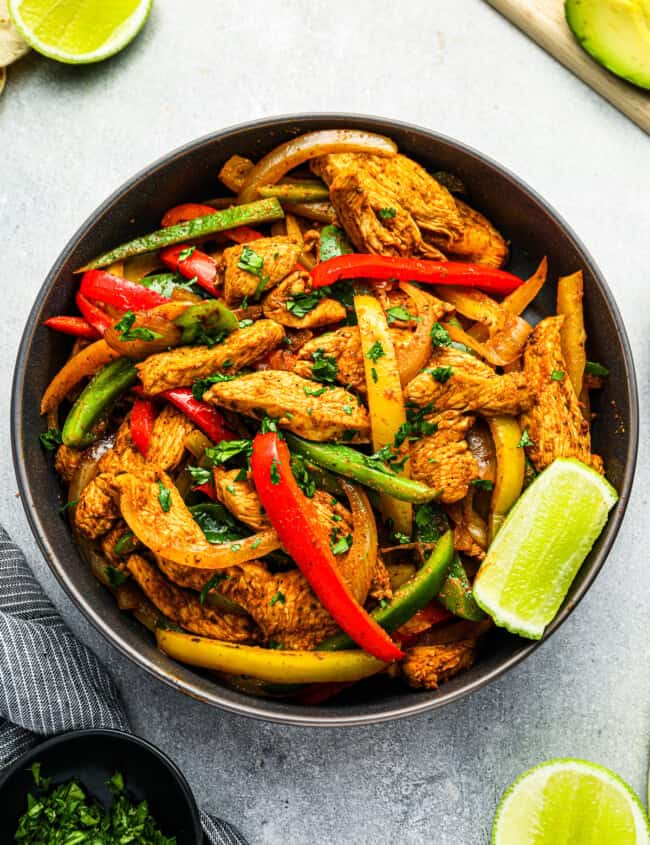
130, 396, 157, 457
161, 203, 219, 227
251, 432, 404, 663
43, 316, 100, 339
310, 254, 523, 295
160, 387, 236, 442
160, 245, 220, 297
224, 226, 263, 244
75, 292, 114, 336
80, 270, 169, 311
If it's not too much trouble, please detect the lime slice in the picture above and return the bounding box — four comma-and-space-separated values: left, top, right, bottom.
474, 458, 618, 639
493, 759, 650, 844
8, 0, 152, 64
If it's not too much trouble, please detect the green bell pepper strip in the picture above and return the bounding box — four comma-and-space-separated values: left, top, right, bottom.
437, 553, 486, 621
62, 358, 138, 448
284, 433, 440, 504
320, 530, 454, 650
173, 300, 239, 344
78, 198, 284, 271
319, 225, 353, 263
258, 181, 330, 203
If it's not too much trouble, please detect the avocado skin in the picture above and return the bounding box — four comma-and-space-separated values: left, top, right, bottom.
565, 0, 650, 90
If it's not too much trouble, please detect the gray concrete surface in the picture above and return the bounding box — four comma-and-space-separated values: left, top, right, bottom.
1, 1, 649, 842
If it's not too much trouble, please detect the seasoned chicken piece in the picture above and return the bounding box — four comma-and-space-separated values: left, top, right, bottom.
136, 320, 285, 395
446, 503, 486, 561
219, 564, 338, 649
295, 327, 367, 392
98, 419, 144, 475
223, 236, 302, 305
294, 324, 426, 395
101, 522, 133, 567
313, 153, 463, 256
429, 199, 509, 268
75, 472, 121, 540
262, 269, 346, 329
410, 411, 478, 504
401, 640, 477, 689
520, 316, 603, 472
405, 346, 532, 416
213, 468, 270, 531
146, 405, 197, 469
126, 554, 254, 642
54, 444, 82, 484
204, 370, 370, 442
369, 554, 393, 603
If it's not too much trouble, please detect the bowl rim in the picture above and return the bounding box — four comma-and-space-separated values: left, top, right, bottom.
11, 112, 639, 727
0, 727, 203, 842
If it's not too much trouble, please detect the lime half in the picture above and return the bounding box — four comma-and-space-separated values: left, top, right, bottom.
493, 759, 650, 844
474, 458, 618, 639
8, 0, 152, 64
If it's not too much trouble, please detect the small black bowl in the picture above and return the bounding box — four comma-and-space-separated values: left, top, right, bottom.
0, 729, 203, 842
11, 114, 639, 725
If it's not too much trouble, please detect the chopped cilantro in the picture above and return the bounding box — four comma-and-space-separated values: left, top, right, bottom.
312, 348, 338, 384
237, 245, 269, 299
157, 481, 172, 512
393, 531, 411, 545
39, 427, 62, 451
472, 478, 494, 491
429, 365, 453, 383
115, 310, 162, 342
260, 415, 279, 434
268, 639, 284, 649
414, 503, 449, 543
270, 590, 286, 606
205, 439, 252, 465
200, 572, 230, 604
290, 454, 316, 498
517, 429, 534, 448
190, 502, 247, 544
238, 318, 254, 329
551, 370, 565, 381
379, 207, 397, 219
192, 372, 236, 400
113, 532, 136, 556
366, 341, 385, 362
58, 498, 78, 514
585, 361, 609, 377
330, 532, 352, 555
187, 465, 212, 485
343, 405, 353, 415
386, 305, 418, 324
104, 565, 129, 589
304, 385, 327, 397
270, 458, 281, 484
286, 290, 323, 318
371, 366, 378, 383
430, 322, 451, 347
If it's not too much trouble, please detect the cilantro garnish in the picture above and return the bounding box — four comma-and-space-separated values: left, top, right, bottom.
192, 372, 236, 400
104, 565, 129, 589
585, 361, 609, 377
115, 310, 162, 342
551, 370, 565, 381
178, 245, 196, 262
430, 322, 451, 347
312, 348, 338, 384
157, 480, 172, 512
205, 439, 252, 465
270, 458, 281, 484
366, 341, 385, 362
517, 429, 534, 448
429, 365, 453, 383
472, 478, 494, 491
187, 465, 212, 485
270, 590, 286, 606
379, 207, 397, 219
286, 291, 323, 318
386, 305, 418, 324
39, 428, 62, 451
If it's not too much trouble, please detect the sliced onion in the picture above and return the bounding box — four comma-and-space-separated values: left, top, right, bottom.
117, 470, 281, 569
237, 129, 397, 203
338, 479, 377, 605
104, 312, 182, 359
396, 282, 437, 385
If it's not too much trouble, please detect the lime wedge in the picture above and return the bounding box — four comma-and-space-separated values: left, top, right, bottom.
474, 458, 618, 639
8, 0, 152, 64
493, 759, 650, 844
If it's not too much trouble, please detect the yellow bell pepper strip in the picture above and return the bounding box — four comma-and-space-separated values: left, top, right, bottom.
319, 530, 454, 650
486, 416, 525, 541
284, 433, 439, 503
41, 340, 120, 418
237, 129, 397, 203
556, 270, 587, 398
354, 292, 412, 536
62, 359, 138, 448
78, 199, 284, 271
251, 431, 404, 663
502, 256, 548, 316
156, 629, 388, 684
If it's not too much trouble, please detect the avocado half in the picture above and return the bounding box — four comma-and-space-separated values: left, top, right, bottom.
565, 0, 650, 90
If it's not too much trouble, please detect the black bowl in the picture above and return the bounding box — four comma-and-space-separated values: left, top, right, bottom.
0, 729, 202, 842
11, 115, 638, 726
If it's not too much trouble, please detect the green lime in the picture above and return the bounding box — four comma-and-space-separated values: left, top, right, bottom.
493, 759, 650, 844
8, 0, 152, 64
474, 458, 618, 639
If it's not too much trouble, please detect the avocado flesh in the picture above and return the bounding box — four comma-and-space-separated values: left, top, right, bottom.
565, 0, 650, 90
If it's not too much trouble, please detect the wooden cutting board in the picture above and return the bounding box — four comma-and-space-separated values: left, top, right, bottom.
485, 0, 650, 134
